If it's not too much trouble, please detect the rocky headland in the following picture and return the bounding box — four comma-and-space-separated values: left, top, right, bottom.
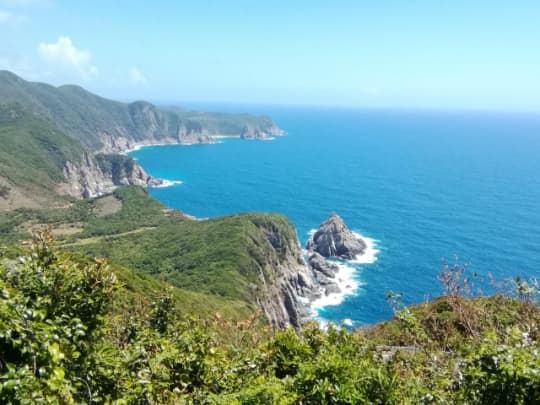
307, 212, 367, 260
252, 212, 370, 327
0, 70, 284, 202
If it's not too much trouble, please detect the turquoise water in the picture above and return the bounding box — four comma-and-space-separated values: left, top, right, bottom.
130, 107, 540, 326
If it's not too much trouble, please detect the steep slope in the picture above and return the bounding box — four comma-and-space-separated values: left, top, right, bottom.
0, 104, 160, 207
0, 104, 84, 208
0, 186, 314, 327
0, 70, 282, 152
0, 70, 283, 204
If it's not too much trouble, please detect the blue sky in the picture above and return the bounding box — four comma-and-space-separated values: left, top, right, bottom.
1, 0, 539, 110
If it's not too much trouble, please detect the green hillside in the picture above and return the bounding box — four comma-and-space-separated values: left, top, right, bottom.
0, 70, 280, 150
1, 234, 538, 403
0, 104, 84, 207
0, 185, 299, 305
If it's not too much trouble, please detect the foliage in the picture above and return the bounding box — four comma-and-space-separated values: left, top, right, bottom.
0, 231, 117, 403
458, 327, 540, 404
0, 235, 539, 403
60, 187, 302, 302
0, 70, 279, 152
0, 103, 83, 203
95, 154, 135, 184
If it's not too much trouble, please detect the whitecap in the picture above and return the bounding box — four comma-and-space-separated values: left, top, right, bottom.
212, 135, 240, 140
309, 262, 363, 311
124, 142, 173, 154
349, 232, 380, 264
307, 229, 380, 326
151, 179, 183, 188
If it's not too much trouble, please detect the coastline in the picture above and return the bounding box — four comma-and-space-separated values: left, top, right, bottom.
120, 130, 380, 327
151, 179, 183, 188
309, 261, 361, 310
350, 233, 380, 264
307, 231, 379, 323
122, 132, 281, 154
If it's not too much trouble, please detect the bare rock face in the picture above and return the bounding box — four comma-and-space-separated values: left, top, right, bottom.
307, 213, 366, 260
58, 152, 163, 199
249, 217, 316, 329
308, 252, 339, 278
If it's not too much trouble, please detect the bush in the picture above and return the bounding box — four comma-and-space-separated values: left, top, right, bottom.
0, 231, 117, 403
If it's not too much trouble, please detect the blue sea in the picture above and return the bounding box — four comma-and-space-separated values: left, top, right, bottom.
129, 106, 540, 326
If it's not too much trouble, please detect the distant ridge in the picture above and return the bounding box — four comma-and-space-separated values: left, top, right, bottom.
0, 70, 282, 208
0, 70, 282, 152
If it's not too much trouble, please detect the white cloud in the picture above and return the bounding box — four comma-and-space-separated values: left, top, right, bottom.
129, 66, 147, 85
0, 9, 25, 24
38, 36, 98, 80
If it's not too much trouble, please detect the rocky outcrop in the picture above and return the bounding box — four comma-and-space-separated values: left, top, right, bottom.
97, 130, 215, 154
247, 216, 316, 328
308, 252, 339, 278
240, 123, 284, 140
307, 213, 366, 260
307, 252, 342, 297
252, 213, 369, 328
58, 152, 162, 198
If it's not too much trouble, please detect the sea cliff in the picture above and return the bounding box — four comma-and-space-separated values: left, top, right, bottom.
0, 70, 283, 202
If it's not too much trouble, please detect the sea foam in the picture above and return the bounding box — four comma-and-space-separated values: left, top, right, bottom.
349, 232, 380, 264
151, 179, 183, 188
306, 229, 379, 324
310, 261, 362, 311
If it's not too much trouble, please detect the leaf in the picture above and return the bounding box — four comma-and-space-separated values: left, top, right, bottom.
53, 367, 65, 380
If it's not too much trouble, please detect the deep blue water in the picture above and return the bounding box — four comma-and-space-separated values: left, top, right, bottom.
130, 107, 540, 326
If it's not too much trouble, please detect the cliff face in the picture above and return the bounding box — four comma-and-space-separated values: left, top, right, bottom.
0, 70, 283, 152
246, 216, 315, 328
58, 152, 161, 198
0, 70, 285, 204
96, 102, 216, 153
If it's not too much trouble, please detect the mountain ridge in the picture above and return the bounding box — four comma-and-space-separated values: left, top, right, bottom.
0, 70, 283, 205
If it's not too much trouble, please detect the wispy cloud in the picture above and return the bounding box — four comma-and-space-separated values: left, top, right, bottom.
0, 0, 51, 7
0, 50, 32, 76
0, 9, 25, 24
38, 36, 98, 80
129, 66, 147, 85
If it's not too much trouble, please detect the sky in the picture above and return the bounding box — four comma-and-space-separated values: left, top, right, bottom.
1, 0, 540, 111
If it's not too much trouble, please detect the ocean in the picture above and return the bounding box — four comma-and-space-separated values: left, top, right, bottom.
129, 106, 540, 327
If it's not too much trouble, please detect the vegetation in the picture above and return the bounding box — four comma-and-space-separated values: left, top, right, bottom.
0, 70, 281, 209
0, 104, 83, 204
0, 68, 537, 401
0, 186, 301, 305
0, 70, 279, 151
95, 154, 135, 184
0, 233, 538, 403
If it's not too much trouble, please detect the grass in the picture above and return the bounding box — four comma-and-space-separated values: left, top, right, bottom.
0, 185, 301, 316
0, 104, 84, 201
0, 70, 280, 151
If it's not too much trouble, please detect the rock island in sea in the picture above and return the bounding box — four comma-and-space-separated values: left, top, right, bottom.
303, 213, 373, 320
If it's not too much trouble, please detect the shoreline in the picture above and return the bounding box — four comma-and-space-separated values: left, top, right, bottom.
309, 261, 361, 311
123, 133, 281, 188
122, 132, 280, 154
150, 179, 183, 188
307, 231, 379, 323
350, 233, 380, 264
121, 133, 379, 327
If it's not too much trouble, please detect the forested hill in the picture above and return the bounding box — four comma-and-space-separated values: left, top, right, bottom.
0, 70, 282, 207
0, 70, 281, 152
